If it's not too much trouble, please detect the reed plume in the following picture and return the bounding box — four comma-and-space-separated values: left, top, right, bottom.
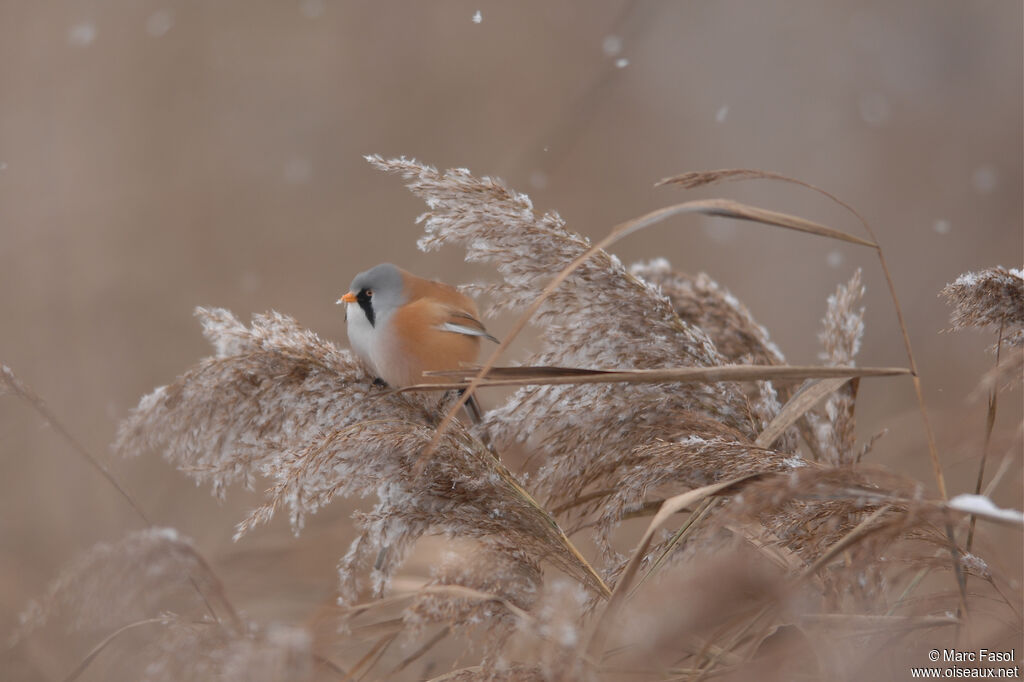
941, 265, 1024, 348
942, 265, 1024, 394
116, 308, 605, 603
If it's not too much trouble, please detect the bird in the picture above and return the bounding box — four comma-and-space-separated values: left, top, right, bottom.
337, 263, 498, 421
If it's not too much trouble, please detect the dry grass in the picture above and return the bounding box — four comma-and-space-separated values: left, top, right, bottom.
4, 157, 1022, 681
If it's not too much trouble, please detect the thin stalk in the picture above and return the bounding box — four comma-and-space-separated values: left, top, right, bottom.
343, 632, 398, 682
967, 321, 1003, 553
629, 498, 719, 597
63, 617, 169, 682
956, 323, 1005, 632
1, 365, 241, 630
1, 365, 149, 523
503, 470, 611, 597
389, 627, 450, 676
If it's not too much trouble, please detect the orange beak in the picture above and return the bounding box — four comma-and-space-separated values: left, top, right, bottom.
337, 292, 358, 305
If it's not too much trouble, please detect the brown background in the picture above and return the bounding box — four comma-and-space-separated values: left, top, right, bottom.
1, 0, 1021, 659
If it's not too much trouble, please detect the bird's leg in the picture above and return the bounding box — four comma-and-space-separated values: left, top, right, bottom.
457, 390, 500, 459
372, 377, 389, 388
459, 389, 484, 425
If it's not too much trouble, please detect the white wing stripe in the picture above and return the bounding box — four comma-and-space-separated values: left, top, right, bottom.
437, 322, 499, 343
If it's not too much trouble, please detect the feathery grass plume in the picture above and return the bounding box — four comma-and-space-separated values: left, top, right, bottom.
139, 616, 313, 682
629, 258, 800, 454
941, 266, 1024, 348
820, 270, 866, 368
253, 416, 598, 602
12, 528, 224, 643
717, 466, 958, 602
422, 582, 593, 681
510, 579, 592, 682
592, 432, 806, 560
115, 307, 406, 498
9, 529, 303, 681
346, 574, 586, 680
628, 259, 785, 367
404, 543, 541, 661
366, 156, 754, 509
117, 308, 605, 603
807, 270, 866, 466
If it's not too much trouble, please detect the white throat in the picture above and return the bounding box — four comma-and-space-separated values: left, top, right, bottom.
346, 302, 380, 375
346, 301, 400, 380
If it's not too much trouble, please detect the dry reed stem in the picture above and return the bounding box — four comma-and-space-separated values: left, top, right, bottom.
755, 377, 851, 448
799, 613, 959, 632
967, 323, 1003, 552
388, 626, 450, 676
410, 364, 907, 391
797, 504, 895, 580
627, 497, 719, 597
62, 617, 168, 682
983, 430, 1023, 499
342, 632, 397, 682
342, 586, 528, 649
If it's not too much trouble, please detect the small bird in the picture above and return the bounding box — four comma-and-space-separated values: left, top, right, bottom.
338, 263, 497, 420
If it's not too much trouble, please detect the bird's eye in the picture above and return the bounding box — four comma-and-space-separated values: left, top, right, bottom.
364, 289, 373, 298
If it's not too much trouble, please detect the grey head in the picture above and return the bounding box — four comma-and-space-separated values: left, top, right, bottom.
347, 262, 405, 327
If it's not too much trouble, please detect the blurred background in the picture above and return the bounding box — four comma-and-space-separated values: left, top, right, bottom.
1, 0, 1020, 669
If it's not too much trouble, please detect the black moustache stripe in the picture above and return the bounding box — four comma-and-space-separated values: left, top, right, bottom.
357, 296, 375, 326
